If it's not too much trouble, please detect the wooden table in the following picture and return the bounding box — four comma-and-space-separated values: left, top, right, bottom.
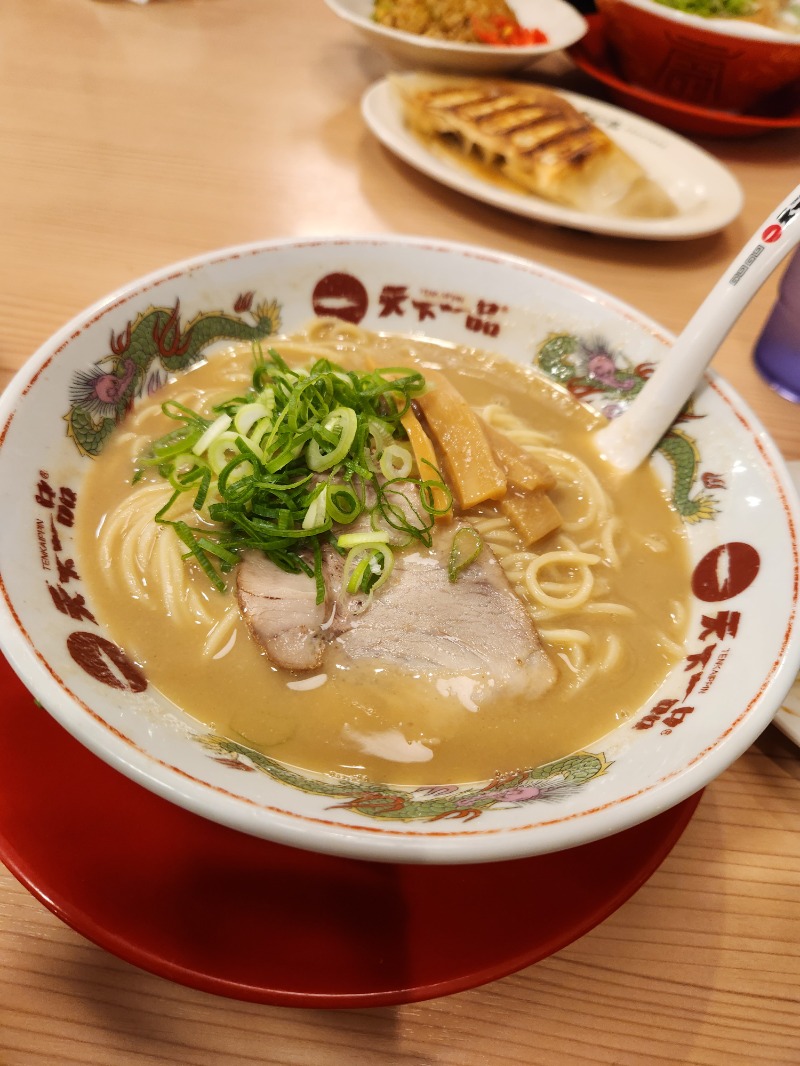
1, 1, 798, 1062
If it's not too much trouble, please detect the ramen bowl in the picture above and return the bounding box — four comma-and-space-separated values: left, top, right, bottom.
595, 0, 800, 113
0, 236, 798, 865
324, 0, 587, 74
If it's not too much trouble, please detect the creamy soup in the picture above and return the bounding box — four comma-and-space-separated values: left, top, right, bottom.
76, 319, 690, 785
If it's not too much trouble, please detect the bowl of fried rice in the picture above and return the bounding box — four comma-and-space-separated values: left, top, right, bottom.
324, 0, 588, 73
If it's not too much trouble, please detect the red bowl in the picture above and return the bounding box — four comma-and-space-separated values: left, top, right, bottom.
569, 14, 800, 137
594, 0, 800, 113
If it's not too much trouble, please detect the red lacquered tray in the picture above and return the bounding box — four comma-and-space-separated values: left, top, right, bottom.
0, 654, 701, 1007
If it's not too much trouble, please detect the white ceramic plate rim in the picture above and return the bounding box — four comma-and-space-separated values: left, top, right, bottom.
324, 0, 588, 56
361, 77, 744, 240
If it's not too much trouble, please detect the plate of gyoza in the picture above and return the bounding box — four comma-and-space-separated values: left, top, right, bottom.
362, 72, 744, 240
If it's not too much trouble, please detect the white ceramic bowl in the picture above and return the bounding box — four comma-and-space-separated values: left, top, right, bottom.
324, 0, 587, 73
1, 235, 798, 865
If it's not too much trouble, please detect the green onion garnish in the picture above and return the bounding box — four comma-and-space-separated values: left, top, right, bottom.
343, 544, 394, 596
138, 346, 446, 600
448, 526, 483, 583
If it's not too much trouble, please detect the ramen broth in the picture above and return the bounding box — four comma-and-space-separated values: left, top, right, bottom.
76, 324, 691, 785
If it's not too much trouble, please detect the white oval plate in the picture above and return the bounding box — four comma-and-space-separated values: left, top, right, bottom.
361, 75, 744, 240
775, 459, 800, 748
324, 0, 587, 74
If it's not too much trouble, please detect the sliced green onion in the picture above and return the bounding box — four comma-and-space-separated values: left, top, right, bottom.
343, 544, 394, 595
162, 399, 206, 423
154, 487, 183, 523
217, 453, 256, 498
196, 537, 239, 567
171, 520, 226, 592
379, 443, 413, 480
368, 419, 395, 455
234, 402, 273, 436
207, 431, 241, 475
419, 476, 453, 517
191, 466, 212, 510
192, 414, 232, 456
234, 433, 264, 466
345, 553, 371, 594
144, 424, 205, 464
326, 484, 362, 525
311, 538, 325, 605
306, 407, 358, 471
448, 526, 483, 583
376, 479, 435, 546
248, 418, 274, 451
302, 486, 328, 530
337, 530, 390, 549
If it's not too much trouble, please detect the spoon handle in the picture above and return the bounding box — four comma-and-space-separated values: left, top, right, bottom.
594, 183, 800, 474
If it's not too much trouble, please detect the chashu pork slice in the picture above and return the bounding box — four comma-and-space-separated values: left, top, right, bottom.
237, 551, 327, 672
392, 72, 676, 219
237, 528, 557, 704
332, 535, 557, 701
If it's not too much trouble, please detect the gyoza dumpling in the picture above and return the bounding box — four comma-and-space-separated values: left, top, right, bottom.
392, 72, 676, 219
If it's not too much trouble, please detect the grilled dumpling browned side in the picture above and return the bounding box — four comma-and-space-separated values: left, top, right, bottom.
392, 73, 676, 219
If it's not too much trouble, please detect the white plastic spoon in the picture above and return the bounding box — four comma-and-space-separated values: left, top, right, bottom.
594, 182, 800, 473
